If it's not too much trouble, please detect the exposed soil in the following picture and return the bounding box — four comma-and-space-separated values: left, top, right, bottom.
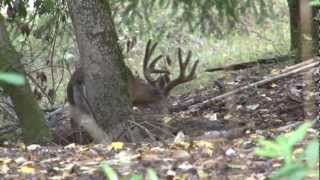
0, 60, 319, 179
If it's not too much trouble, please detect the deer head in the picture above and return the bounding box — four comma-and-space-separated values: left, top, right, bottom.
130, 40, 199, 106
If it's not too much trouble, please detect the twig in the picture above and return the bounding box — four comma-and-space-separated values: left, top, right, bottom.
27, 74, 54, 104
128, 120, 157, 141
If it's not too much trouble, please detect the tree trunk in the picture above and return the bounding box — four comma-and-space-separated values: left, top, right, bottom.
287, 0, 300, 52
298, 0, 313, 61
312, 7, 319, 56
287, 0, 314, 62
0, 15, 50, 144
67, 0, 137, 142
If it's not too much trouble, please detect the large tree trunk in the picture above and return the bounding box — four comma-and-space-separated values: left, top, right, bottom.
0, 15, 50, 144
67, 0, 137, 142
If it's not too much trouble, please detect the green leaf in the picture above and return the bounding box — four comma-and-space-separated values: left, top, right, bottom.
100, 162, 118, 180
0, 72, 25, 85
256, 139, 283, 157
147, 168, 158, 180
304, 140, 319, 168
271, 163, 305, 180
287, 122, 312, 147
130, 174, 143, 180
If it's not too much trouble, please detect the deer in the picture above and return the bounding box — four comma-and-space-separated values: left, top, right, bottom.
67, 40, 199, 117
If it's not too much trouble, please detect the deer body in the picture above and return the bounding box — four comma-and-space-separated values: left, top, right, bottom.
127, 73, 165, 105
67, 68, 165, 107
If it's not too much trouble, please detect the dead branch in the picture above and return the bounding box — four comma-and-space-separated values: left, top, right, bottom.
190, 59, 319, 110
205, 55, 292, 72
281, 58, 316, 73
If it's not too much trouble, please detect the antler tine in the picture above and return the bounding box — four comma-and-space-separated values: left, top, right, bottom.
143, 40, 156, 85
143, 40, 169, 85
143, 40, 153, 69
178, 48, 183, 70
149, 54, 169, 73
184, 50, 192, 68
177, 48, 192, 76
163, 49, 199, 95
188, 59, 199, 79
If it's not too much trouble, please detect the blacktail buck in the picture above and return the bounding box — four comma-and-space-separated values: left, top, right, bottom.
67, 40, 199, 116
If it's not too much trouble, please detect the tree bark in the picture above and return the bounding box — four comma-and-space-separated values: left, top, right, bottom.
298, 0, 313, 61
287, 0, 300, 52
67, 0, 137, 141
287, 0, 314, 62
312, 6, 319, 56
0, 15, 50, 144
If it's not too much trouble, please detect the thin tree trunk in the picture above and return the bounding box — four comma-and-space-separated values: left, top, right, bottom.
0, 15, 50, 144
312, 6, 319, 56
287, 0, 300, 52
287, 0, 314, 62
67, 0, 137, 141
298, 0, 313, 61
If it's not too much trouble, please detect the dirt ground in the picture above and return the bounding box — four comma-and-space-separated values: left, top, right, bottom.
0, 60, 319, 179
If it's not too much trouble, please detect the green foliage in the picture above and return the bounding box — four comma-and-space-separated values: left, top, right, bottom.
0, 0, 28, 18
111, 0, 277, 36
129, 174, 143, 180
101, 162, 119, 180
311, 0, 320, 6
256, 122, 319, 180
35, 0, 56, 15
147, 168, 158, 180
0, 71, 25, 85
100, 161, 159, 180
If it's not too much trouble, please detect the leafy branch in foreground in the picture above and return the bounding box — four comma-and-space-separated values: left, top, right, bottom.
100, 161, 158, 180
311, 0, 320, 6
256, 122, 319, 180
0, 71, 25, 85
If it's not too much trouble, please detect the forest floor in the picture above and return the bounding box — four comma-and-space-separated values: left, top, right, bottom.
0, 58, 319, 179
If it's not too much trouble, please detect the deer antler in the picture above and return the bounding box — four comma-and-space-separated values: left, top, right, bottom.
163, 48, 199, 95
142, 40, 199, 97
143, 40, 169, 86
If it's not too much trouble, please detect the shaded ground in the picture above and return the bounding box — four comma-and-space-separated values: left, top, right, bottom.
0, 59, 319, 179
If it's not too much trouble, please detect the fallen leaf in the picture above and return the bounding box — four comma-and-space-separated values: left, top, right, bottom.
18, 166, 35, 174
171, 150, 190, 161
107, 142, 124, 151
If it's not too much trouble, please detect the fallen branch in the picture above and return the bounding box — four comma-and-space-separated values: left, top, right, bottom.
205, 55, 292, 72
281, 58, 316, 73
190, 59, 319, 110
